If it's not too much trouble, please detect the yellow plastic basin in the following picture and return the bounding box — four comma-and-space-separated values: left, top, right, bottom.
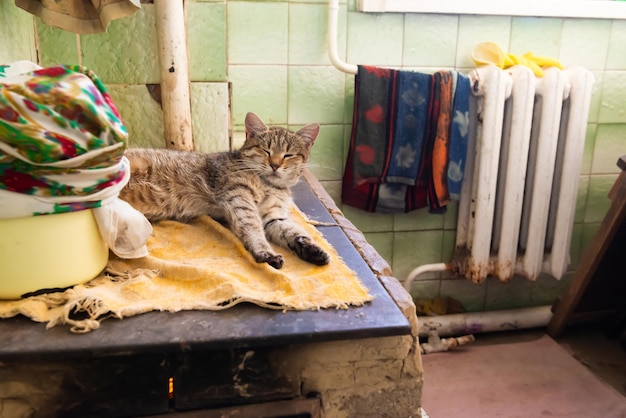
0, 209, 108, 299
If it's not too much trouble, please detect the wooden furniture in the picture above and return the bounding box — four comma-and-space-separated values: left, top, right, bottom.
547, 155, 626, 337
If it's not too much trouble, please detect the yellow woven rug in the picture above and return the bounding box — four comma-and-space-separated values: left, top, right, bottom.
0, 206, 373, 333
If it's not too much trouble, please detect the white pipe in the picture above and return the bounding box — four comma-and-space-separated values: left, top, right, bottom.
328, 0, 357, 75
404, 262, 448, 292
406, 265, 553, 338
154, 0, 194, 150
418, 306, 553, 338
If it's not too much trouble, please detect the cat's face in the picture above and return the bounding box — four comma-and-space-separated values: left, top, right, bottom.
240, 113, 320, 188
241, 127, 310, 187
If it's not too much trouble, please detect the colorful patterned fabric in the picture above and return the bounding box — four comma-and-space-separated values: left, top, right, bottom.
0, 62, 129, 219
348, 66, 432, 186
342, 65, 471, 214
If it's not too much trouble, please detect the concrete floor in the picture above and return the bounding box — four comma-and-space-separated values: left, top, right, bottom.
420, 322, 626, 417
557, 322, 626, 398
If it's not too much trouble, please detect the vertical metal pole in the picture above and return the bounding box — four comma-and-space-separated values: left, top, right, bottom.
154, 0, 194, 150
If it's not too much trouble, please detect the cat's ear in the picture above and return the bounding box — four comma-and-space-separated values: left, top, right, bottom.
296, 123, 320, 149
245, 112, 268, 139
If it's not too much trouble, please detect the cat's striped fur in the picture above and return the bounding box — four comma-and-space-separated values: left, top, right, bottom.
119, 112, 330, 269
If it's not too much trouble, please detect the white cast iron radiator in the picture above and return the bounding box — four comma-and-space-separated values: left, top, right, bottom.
447, 64, 594, 284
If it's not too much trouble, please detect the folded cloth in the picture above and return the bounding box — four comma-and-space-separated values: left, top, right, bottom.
448, 72, 471, 200
0, 62, 129, 218
390, 69, 431, 184
15, 0, 141, 34
343, 66, 471, 214
429, 71, 453, 212
0, 205, 373, 333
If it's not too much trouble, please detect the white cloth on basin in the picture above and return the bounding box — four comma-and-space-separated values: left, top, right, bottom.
94, 198, 153, 259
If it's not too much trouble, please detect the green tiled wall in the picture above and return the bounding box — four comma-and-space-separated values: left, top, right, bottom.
4, 1, 626, 312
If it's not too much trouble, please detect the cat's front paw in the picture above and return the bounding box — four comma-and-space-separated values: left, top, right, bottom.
254, 251, 284, 269
292, 236, 331, 266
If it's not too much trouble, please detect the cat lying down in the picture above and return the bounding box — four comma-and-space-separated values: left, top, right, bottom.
119, 112, 331, 269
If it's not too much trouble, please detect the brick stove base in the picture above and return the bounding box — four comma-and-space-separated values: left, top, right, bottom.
0, 331, 422, 418
269, 322, 423, 417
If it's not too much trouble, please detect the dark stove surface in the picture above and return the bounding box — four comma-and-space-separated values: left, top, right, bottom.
0, 179, 410, 358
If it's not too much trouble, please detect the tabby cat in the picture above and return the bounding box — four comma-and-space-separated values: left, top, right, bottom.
119, 112, 331, 269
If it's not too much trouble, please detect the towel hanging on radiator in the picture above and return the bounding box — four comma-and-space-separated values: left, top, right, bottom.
342, 65, 470, 214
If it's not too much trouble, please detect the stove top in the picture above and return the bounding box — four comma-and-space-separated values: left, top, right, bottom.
0, 178, 410, 358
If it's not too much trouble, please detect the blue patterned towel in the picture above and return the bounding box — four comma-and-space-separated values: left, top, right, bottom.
447, 73, 471, 199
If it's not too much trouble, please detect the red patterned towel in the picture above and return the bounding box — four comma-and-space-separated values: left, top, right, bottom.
342, 66, 470, 214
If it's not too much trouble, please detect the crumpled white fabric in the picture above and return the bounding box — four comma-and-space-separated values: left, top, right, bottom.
93, 198, 153, 259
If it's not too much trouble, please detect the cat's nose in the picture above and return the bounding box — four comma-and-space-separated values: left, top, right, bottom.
270, 162, 280, 171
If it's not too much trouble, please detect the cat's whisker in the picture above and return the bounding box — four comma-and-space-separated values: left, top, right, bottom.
236, 169, 267, 176
232, 166, 263, 173
300, 163, 329, 171
231, 163, 264, 174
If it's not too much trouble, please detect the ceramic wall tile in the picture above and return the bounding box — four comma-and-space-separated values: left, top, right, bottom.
598, 71, 626, 124
36, 24, 78, 67
485, 276, 533, 310
403, 14, 459, 68
585, 174, 619, 223
456, 15, 511, 68
228, 64, 288, 125
592, 124, 626, 174
288, 66, 346, 125
440, 278, 487, 312
190, 82, 230, 153
607, 20, 626, 70
187, 2, 227, 81
509, 17, 563, 58
559, 18, 612, 70
81, 5, 159, 84
107, 84, 165, 149
307, 124, 346, 181
363, 232, 394, 265
346, 11, 404, 66
227, 1, 288, 65
290, 3, 344, 66
392, 230, 443, 282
